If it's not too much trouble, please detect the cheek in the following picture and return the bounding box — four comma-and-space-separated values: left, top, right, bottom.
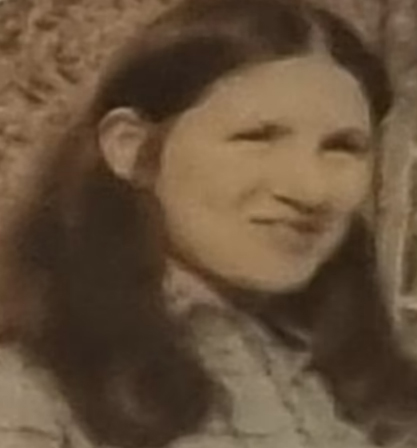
156, 138, 258, 215
328, 161, 372, 214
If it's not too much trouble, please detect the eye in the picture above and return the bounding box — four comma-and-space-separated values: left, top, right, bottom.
322, 132, 371, 156
229, 123, 291, 143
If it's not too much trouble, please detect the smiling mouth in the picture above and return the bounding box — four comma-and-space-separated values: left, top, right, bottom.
250, 216, 326, 236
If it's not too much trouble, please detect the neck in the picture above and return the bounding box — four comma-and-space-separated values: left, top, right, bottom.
163, 258, 312, 351
163, 258, 230, 316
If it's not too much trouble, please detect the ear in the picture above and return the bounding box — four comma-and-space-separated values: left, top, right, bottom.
98, 107, 153, 184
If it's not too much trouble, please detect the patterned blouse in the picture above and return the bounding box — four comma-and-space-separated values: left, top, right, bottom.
0, 263, 414, 448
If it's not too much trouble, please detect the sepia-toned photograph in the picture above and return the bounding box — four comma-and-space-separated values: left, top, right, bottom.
0, 0, 416, 447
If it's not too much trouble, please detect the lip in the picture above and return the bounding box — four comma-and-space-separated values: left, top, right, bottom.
250, 216, 326, 235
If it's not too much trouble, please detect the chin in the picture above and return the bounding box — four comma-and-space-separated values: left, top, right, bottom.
239, 272, 315, 295
214, 258, 321, 296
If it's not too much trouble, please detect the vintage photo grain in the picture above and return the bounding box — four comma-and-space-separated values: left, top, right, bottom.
0, 0, 416, 447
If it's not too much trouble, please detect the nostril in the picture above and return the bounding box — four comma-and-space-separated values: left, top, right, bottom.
266, 149, 331, 216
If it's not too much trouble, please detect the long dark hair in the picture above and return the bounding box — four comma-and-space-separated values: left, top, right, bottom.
2, 0, 417, 446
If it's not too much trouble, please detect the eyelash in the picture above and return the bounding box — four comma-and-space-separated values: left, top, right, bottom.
230, 125, 284, 143
230, 127, 370, 156
323, 138, 369, 155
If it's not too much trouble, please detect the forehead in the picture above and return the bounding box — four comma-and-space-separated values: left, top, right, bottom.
181, 54, 372, 133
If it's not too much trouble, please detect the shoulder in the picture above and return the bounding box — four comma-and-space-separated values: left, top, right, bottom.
0, 344, 67, 446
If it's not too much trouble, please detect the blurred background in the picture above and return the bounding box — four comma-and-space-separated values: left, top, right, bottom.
0, 0, 416, 343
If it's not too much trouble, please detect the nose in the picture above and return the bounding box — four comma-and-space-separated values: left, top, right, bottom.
265, 148, 331, 216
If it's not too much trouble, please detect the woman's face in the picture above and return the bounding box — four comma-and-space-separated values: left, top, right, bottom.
154, 55, 374, 294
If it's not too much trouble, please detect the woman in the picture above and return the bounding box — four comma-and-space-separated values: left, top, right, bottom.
1, 0, 417, 446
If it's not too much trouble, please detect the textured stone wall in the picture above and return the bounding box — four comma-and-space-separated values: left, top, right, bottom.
0, 0, 175, 218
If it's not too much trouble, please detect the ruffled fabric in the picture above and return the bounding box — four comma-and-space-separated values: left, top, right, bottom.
0, 261, 412, 447
163, 261, 371, 448
0, 345, 67, 447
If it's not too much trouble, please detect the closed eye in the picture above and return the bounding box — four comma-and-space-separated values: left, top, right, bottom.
322, 131, 371, 156
229, 123, 292, 143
